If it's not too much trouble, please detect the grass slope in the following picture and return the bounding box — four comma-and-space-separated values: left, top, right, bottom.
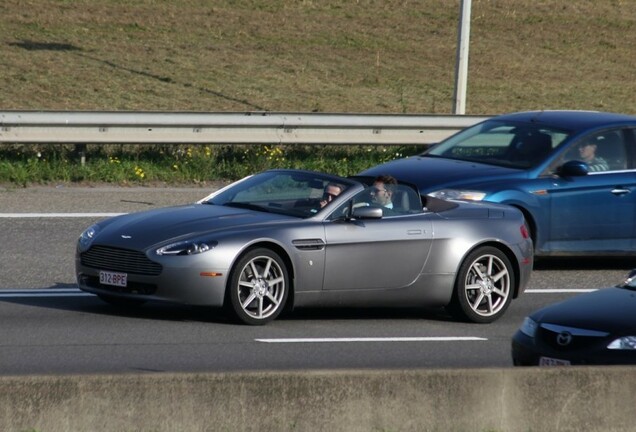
2, 0, 636, 115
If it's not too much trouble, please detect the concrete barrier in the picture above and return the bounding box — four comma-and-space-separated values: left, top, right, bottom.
2, 367, 635, 432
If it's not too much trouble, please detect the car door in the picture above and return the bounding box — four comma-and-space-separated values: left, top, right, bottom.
547, 129, 636, 253
321, 186, 433, 291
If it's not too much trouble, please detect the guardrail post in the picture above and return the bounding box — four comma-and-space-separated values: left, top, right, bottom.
76, 143, 87, 166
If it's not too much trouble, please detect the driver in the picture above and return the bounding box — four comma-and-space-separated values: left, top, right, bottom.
578, 139, 609, 172
319, 183, 344, 208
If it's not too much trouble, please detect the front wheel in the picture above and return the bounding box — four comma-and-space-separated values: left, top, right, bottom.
447, 246, 514, 323
227, 248, 289, 325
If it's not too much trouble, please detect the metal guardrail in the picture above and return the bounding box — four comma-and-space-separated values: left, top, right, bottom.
0, 111, 488, 146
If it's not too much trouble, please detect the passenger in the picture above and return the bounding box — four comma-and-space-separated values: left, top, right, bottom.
370, 174, 398, 214
319, 183, 344, 208
578, 140, 609, 172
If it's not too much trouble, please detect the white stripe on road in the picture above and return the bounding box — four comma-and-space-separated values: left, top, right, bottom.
256, 337, 487, 343
526, 289, 597, 293
0, 288, 94, 298
0, 213, 124, 218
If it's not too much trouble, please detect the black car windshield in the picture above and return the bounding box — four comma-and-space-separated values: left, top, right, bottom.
426, 120, 571, 169
204, 170, 357, 218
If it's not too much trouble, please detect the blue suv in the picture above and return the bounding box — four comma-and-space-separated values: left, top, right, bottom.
361, 110, 636, 256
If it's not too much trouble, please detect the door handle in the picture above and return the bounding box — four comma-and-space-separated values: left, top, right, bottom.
611, 188, 631, 195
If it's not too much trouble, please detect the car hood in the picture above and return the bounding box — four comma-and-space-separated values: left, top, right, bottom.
360, 156, 522, 192
531, 287, 636, 334
93, 204, 293, 249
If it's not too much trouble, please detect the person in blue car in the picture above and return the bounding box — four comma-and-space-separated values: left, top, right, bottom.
578, 139, 609, 172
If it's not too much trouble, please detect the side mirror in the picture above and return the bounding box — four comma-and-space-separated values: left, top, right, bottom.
351, 206, 383, 219
423, 143, 439, 152
557, 160, 589, 177
621, 269, 636, 288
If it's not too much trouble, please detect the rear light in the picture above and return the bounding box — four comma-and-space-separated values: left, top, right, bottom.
520, 224, 530, 239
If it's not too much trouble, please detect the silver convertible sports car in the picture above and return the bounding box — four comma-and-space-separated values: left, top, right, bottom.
76, 169, 533, 325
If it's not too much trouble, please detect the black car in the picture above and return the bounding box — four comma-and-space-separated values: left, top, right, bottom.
512, 269, 636, 365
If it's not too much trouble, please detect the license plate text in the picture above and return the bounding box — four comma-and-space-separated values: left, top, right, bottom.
99, 270, 128, 288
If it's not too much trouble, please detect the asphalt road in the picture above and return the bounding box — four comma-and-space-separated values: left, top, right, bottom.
0, 185, 633, 375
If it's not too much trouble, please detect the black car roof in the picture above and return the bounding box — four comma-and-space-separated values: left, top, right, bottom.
492, 110, 636, 133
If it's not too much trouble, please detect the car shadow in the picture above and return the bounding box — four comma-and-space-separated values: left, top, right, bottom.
0, 287, 234, 325
0, 284, 458, 324
280, 306, 456, 323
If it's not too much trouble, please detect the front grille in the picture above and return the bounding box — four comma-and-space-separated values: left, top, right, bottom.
81, 246, 162, 276
538, 326, 605, 351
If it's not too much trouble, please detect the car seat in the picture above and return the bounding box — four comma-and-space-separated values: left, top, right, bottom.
596, 133, 626, 170
393, 186, 422, 213
509, 132, 553, 167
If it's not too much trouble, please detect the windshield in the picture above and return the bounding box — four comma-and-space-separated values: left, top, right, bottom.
204, 170, 356, 218
426, 120, 571, 169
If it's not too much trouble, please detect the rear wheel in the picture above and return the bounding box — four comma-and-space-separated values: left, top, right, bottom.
448, 246, 514, 323
227, 248, 289, 325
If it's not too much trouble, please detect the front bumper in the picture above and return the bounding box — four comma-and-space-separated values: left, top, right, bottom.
511, 330, 636, 366
75, 254, 229, 306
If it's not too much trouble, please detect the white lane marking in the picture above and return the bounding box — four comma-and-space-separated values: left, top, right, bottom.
0, 288, 94, 298
0, 213, 124, 218
526, 289, 597, 293
256, 337, 487, 343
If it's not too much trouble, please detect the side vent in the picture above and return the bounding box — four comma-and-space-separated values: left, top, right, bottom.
292, 239, 326, 251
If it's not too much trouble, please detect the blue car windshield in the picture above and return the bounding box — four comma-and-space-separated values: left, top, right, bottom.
204, 170, 356, 218
426, 120, 571, 169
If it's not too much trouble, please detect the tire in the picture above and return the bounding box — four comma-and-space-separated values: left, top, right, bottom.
97, 294, 146, 308
448, 246, 514, 323
227, 248, 289, 325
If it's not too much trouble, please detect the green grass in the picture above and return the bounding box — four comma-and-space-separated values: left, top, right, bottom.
1, 0, 636, 184
0, 143, 420, 186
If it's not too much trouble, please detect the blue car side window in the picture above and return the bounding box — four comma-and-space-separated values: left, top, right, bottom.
561, 131, 627, 173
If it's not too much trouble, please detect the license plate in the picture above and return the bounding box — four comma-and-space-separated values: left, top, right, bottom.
539, 356, 571, 366
99, 270, 128, 288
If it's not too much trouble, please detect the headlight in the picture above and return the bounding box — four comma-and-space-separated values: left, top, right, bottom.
519, 317, 538, 338
427, 189, 487, 201
156, 240, 218, 256
78, 224, 100, 252
607, 336, 636, 350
